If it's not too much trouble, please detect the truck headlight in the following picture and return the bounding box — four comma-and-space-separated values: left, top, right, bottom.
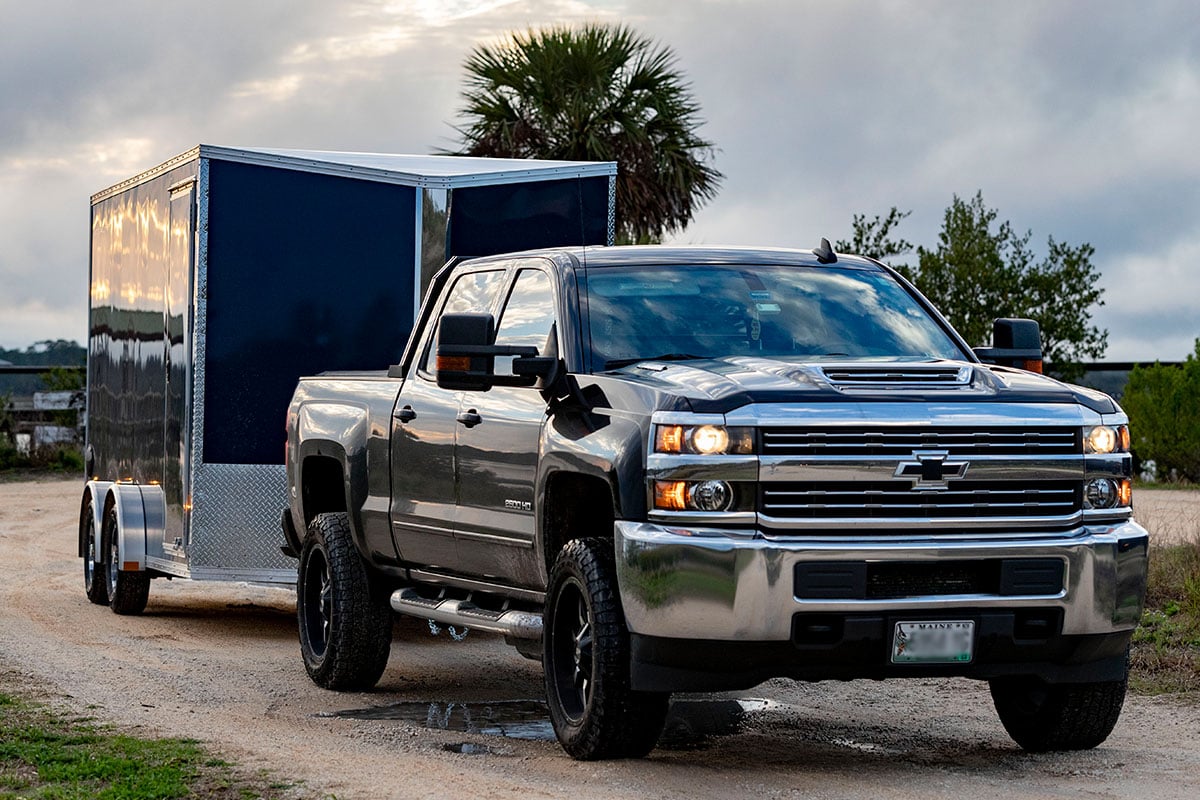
654, 425, 755, 455
1084, 425, 1129, 454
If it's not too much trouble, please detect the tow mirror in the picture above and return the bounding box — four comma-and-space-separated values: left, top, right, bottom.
435, 313, 556, 390
974, 318, 1044, 373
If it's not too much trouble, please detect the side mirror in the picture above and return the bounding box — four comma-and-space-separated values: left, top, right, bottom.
974, 318, 1044, 373
435, 313, 557, 390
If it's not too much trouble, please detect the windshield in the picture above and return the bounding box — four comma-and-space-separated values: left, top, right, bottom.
583, 264, 966, 371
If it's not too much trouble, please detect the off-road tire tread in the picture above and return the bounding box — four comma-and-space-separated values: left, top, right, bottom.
544, 537, 669, 760
298, 512, 392, 690
990, 673, 1128, 752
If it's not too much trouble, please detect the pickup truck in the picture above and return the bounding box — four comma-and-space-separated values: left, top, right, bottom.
283, 243, 1148, 760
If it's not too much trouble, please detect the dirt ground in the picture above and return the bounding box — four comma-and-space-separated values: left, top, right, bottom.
1, 477, 1197, 799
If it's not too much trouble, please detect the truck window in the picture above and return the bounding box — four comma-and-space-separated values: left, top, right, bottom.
494, 269, 556, 376
584, 264, 966, 370
421, 269, 506, 375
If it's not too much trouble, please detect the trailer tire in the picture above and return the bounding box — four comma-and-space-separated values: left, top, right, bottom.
544, 538, 669, 760
990, 667, 1128, 751
297, 512, 392, 690
103, 507, 150, 616
83, 496, 109, 606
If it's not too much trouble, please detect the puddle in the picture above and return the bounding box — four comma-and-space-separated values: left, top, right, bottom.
443, 742, 492, 755
322, 699, 555, 740
322, 696, 775, 747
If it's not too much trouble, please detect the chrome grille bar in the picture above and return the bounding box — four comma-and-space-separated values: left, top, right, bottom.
761, 481, 1081, 519
761, 427, 1080, 456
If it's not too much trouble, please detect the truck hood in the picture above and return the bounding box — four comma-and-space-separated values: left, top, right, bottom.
603, 356, 1118, 415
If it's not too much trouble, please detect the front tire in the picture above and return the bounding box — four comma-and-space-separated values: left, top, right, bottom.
990, 671, 1128, 752
297, 512, 393, 690
82, 497, 108, 605
543, 538, 669, 760
103, 506, 149, 616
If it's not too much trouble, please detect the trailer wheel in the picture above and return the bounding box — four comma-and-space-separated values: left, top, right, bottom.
544, 538, 669, 760
82, 496, 109, 606
297, 512, 392, 690
103, 506, 150, 616
990, 668, 1128, 751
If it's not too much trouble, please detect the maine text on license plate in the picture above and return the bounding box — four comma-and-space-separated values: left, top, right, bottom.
891, 620, 974, 664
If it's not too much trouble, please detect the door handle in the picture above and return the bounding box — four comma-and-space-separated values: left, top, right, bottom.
394, 405, 416, 423
456, 409, 482, 428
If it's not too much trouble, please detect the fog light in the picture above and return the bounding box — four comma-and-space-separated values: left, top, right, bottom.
687, 480, 733, 512
1085, 478, 1118, 509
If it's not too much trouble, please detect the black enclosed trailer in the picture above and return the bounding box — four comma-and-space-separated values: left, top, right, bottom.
79, 146, 615, 611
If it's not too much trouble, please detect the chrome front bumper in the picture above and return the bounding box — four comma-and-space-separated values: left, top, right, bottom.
614, 520, 1149, 642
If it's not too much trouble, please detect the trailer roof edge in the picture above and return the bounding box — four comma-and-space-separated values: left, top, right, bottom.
91, 145, 617, 204
90, 146, 202, 204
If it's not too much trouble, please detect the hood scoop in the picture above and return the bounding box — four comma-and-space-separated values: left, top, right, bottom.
820, 363, 974, 391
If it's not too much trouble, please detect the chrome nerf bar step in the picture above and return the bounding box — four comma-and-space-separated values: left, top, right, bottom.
389, 587, 543, 640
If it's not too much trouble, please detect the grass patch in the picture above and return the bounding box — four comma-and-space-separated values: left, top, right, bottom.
0, 681, 299, 799
1131, 538, 1200, 696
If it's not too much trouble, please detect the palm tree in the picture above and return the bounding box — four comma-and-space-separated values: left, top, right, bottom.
448, 24, 723, 244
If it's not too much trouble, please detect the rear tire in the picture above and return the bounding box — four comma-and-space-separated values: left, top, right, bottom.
82, 497, 108, 606
297, 512, 393, 690
544, 538, 669, 760
990, 671, 1128, 751
103, 506, 150, 616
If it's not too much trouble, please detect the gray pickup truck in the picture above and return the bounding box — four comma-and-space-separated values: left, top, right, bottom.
283, 244, 1148, 760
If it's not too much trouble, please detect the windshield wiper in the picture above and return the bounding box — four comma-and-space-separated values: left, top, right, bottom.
604, 353, 709, 370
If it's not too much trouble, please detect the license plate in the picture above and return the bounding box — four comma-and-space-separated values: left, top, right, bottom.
891, 620, 974, 664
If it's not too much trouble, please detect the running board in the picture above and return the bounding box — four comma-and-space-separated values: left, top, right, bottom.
389, 588, 543, 640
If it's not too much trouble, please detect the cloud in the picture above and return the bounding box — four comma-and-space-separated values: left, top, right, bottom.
0, 0, 1197, 360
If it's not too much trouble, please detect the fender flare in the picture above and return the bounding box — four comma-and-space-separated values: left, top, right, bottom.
79, 481, 114, 558
97, 483, 165, 573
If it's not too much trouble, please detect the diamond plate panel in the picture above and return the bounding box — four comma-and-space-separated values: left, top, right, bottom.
189, 463, 293, 570
607, 175, 616, 245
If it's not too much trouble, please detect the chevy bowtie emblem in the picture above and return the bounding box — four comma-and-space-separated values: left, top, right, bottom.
895, 450, 969, 491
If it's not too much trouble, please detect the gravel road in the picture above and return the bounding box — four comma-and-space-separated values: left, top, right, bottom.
1, 477, 1197, 799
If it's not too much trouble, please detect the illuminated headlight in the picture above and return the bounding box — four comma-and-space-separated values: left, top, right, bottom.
655, 424, 754, 455
654, 480, 735, 511
1084, 425, 1129, 454
1084, 478, 1132, 509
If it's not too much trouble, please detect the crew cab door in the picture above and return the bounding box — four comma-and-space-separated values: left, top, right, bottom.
388, 269, 506, 568
453, 267, 557, 587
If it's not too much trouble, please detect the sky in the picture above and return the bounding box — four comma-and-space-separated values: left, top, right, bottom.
1, 0, 1197, 361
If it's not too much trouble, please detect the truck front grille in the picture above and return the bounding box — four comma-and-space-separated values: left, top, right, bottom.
761, 426, 1080, 457
761, 481, 1081, 520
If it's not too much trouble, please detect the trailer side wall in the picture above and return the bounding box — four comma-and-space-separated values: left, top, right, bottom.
88, 161, 198, 502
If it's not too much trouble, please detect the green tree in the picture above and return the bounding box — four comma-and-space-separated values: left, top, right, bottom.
1121, 340, 1200, 483
839, 194, 1107, 377
835, 207, 913, 264
448, 23, 722, 244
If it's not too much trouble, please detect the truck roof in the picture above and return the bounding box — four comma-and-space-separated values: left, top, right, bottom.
461, 244, 885, 270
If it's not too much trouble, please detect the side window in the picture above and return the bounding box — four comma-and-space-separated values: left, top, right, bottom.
421, 269, 506, 375
494, 269, 556, 376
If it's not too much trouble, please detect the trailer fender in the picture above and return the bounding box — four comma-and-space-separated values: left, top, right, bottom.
80, 481, 114, 558
101, 484, 166, 572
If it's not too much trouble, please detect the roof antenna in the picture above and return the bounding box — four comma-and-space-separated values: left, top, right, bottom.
813, 237, 837, 264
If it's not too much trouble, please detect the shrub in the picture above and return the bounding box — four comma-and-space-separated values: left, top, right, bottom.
1122, 338, 1200, 483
